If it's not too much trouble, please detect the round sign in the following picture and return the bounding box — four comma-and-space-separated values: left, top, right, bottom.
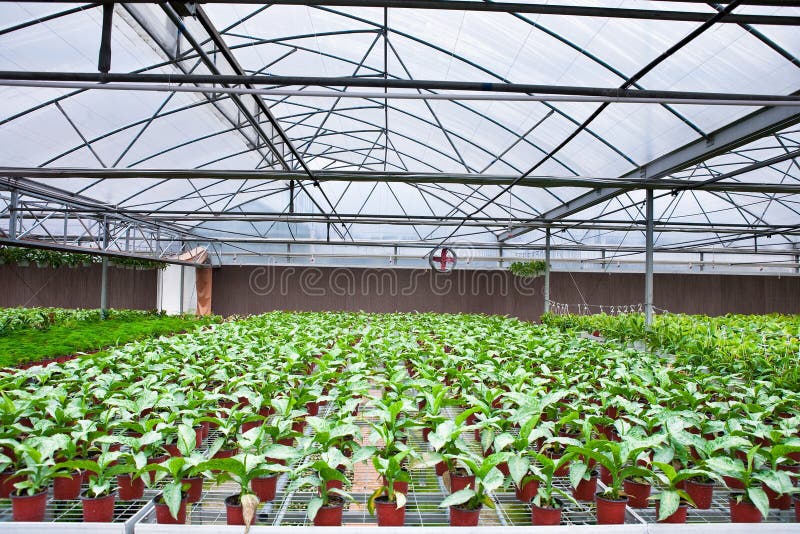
429, 247, 457, 272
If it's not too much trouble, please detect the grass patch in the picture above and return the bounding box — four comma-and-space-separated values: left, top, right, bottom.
0, 313, 221, 367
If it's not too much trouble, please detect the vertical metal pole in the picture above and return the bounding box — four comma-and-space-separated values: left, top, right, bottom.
544, 227, 551, 314
645, 189, 654, 326
179, 265, 185, 315
100, 217, 109, 319
498, 245, 503, 268
699, 251, 704, 272
8, 190, 19, 240
795, 254, 799, 275
98, 3, 114, 73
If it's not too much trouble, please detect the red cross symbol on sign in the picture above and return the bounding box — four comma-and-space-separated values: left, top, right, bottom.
429, 247, 457, 272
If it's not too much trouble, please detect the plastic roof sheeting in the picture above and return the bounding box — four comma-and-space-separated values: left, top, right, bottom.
0, 1, 799, 267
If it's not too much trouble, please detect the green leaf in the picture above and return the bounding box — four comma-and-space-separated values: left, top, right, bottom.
508, 455, 530, 487
657, 489, 680, 522
746, 486, 769, 521
176, 424, 196, 456
367, 487, 383, 516
307, 496, 324, 521
439, 488, 476, 508
162, 483, 183, 521
482, 466, 505, 493
569, 461, 588, 490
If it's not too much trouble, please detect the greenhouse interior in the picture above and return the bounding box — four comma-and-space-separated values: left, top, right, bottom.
0, 0, 800, 532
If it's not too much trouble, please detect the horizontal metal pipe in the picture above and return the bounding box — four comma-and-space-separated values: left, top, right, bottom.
1, 75, 799, 105
3, 166, 799, 193
2, 0, 798, 25
0, 238, 202, 266
201, 237, 800, 255
212, 250, 800, 270
16, 215, 798, 235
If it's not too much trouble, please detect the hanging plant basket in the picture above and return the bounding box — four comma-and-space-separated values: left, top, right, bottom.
509, 260, 547, 278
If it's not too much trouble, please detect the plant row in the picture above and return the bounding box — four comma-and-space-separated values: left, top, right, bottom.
0, 246, 166, 270
0, 307, 163, 337
0, 309, 220, 368
543, 312, 800, 389
0, 312, 797, 528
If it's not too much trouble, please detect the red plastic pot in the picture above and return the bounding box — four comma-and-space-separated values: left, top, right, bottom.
11, 490, 48, 521
497, 462, 510, 477
599, 465, 612, 486
515, 479, 539, 502
314, 500, 344, 526
164, 443, 181, 457
278, 437, 294, 447
623, 479, 651, 508
292, 420, 306, 434
531, 502, 562, 526
154, 493, 188, 524
194, 426, 203, 448
421, 427, 432, 442
794, 495, 799, 522
375, 496, 406, 526
655, 501, 688, 524
201, 421, 210, 441
553, 457, 569, 477
450, 470, 475, 493
53, 470, 82, 500
213, 448, 238, 460
573, 473, 598, 502
435, 461, 448, 476
307, 401, 321, 416
763, 482, 791, 510
225, 494, 246, 526
183, 477, 203, 503
252, 474, 279, 502
326, 477, 344, 491
595, 493, 628, 525
685, 478, 714, 509
117, 474, 145, 501
729, 494, 762, 523
449, 504, 481, 526
81, 491, 117, 522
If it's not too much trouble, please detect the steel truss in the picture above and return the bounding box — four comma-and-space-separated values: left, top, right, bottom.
0, 180, 215, 266
0, 1, 798, 270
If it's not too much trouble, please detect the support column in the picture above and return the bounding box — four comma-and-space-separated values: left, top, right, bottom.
544, 227, 551, 314
100, 217, 109, 319
8, 190, 19, 240
645, 189, 654, 326
179, 265, 185, 315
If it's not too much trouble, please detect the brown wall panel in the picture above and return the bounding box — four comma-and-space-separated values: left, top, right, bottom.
0, 264, 157, 310
212, 266, 800, 319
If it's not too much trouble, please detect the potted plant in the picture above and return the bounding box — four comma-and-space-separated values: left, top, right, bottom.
650, 461, 704, 523
367, 448, 414, 526
198, 453, 289, 526
65, 448, 124, 522
285, 448, 355, 526
683, 432, 751, 509
568, 429, 661, 524
147, 454, 207, 525
706, 446, 791, 523
437, 452, 506, 527
510, 451, 577, 525
10, 438, 73, 521
100, 431, 162, 501
427, 416, 475, 480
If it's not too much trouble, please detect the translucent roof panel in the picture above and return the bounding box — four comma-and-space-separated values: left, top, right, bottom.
0, 1, 798, 265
